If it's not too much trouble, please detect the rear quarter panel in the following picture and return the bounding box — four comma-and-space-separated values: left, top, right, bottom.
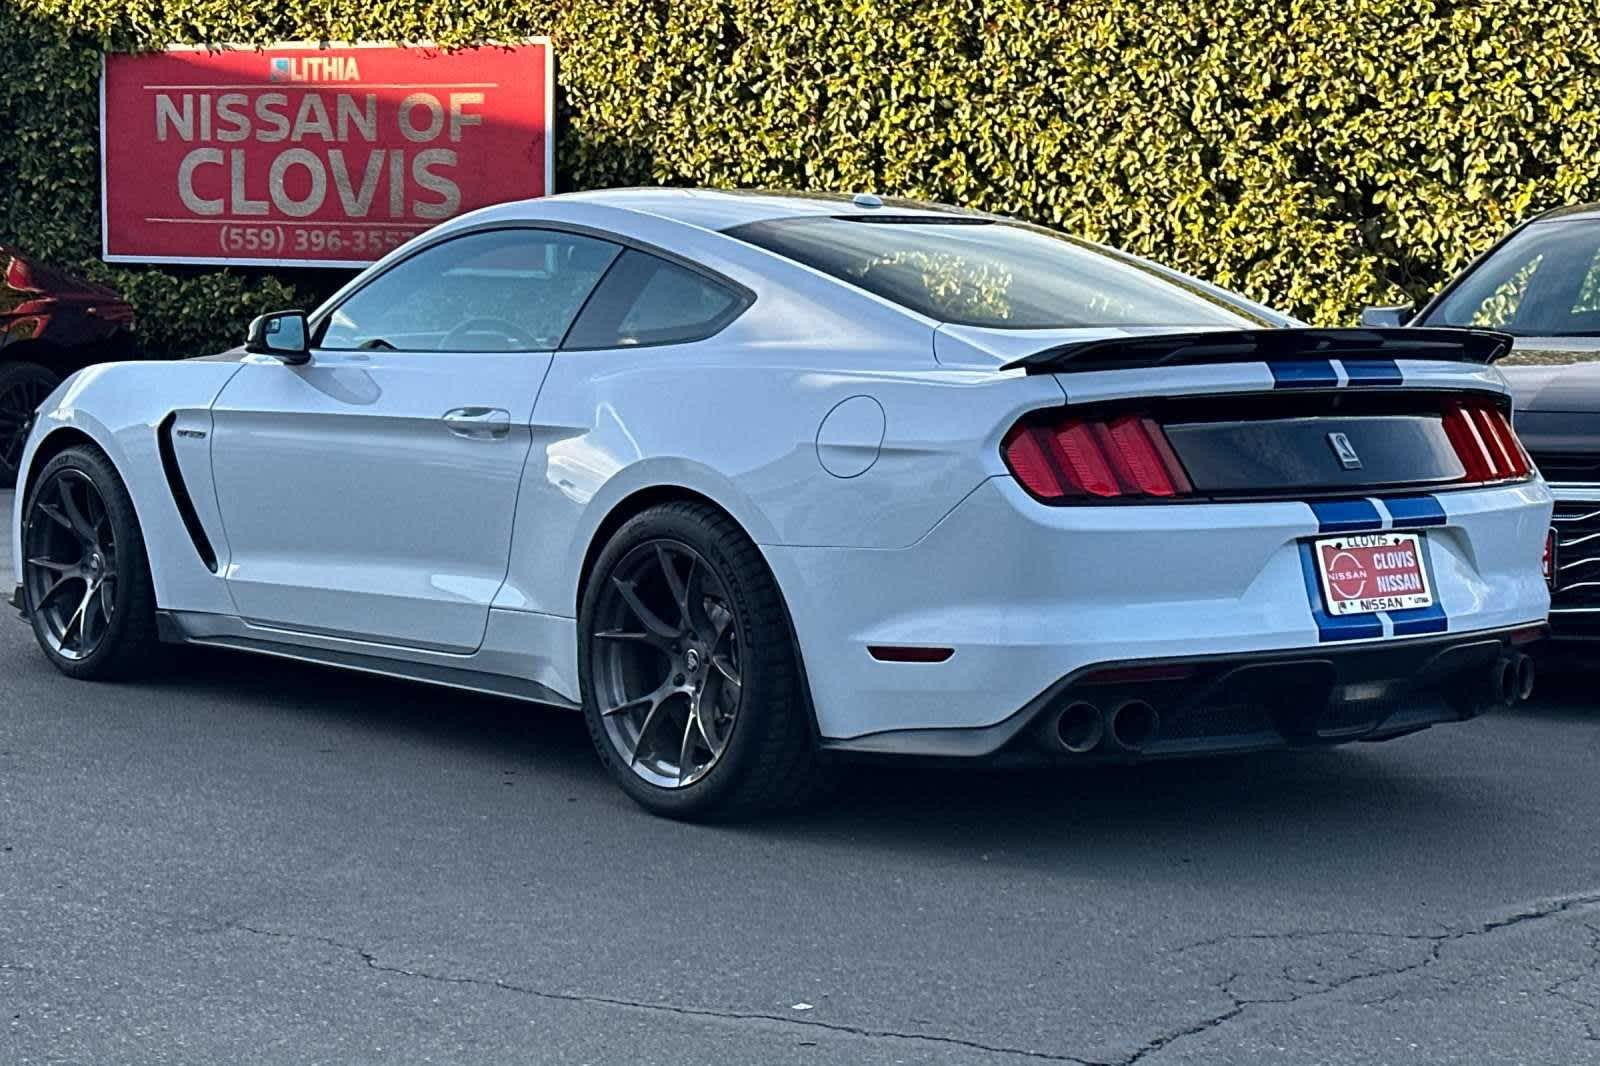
499, 324, 1066, 618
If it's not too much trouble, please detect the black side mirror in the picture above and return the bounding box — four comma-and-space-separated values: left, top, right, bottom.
1359, 304, 1415, 328
245, 310, 311, 365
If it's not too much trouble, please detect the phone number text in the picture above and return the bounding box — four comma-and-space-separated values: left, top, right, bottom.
217, 225, 421, 259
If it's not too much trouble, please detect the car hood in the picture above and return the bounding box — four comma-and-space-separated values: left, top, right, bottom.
1500, 337, 1600, 413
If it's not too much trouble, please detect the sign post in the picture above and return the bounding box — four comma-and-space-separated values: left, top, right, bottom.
100, 42, 553, 267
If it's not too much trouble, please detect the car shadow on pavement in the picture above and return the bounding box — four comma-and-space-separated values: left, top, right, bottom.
141, 644, 1535, 879
1519, 667, 1598, 722
162, 643, 602, 764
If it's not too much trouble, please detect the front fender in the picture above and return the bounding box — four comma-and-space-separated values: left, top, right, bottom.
13, 360, 243, 615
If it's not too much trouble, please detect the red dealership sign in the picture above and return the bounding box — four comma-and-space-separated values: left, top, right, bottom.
100, 42, 553, 267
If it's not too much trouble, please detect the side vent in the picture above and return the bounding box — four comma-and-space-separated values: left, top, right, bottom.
157, 413, 219, 572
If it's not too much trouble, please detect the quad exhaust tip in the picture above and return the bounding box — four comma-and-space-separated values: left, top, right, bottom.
1515, 654, 1536, 702
1505, 652, 1535, 704
1489, 652, 1535, 708
1047, 649, 1534, 755
1109, 699, 1160, 752
1054, 701, 1105, 754
1050, 698, 1163, 754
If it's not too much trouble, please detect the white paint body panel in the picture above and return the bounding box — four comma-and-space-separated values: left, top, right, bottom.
209, 350, 546, 652
8, 189, 1552, 746
767, 478, 1550, 738
13, 362, 244, 617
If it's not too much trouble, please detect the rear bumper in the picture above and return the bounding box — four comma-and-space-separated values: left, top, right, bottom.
768, 476, 1552, 743
825, 624, 1544, 762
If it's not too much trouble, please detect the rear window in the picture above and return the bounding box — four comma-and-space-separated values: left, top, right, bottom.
725, 216, 1263, 330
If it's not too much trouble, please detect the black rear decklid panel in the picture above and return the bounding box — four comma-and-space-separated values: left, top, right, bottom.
1166, 414, 1465, 494
1002, 327, 1512, 374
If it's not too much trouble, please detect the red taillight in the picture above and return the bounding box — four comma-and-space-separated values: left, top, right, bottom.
1052, 422, 1121, 497
1000, 424, 1064, 498
1002, 412, 1192, 501
1442, 400, 1530, 483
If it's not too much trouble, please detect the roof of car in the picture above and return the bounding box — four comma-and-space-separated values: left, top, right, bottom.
1534, 203, 1600, 224
549, 186, 973, 230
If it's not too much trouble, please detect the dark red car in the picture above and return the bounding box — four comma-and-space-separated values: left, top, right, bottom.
0, 247, 135, 487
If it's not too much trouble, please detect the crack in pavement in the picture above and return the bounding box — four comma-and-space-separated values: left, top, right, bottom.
218, 891, 1600, 1066
1543, 921, 1600, 1042
222, 921, 1097, 1064
1115, 890, 1600, 1065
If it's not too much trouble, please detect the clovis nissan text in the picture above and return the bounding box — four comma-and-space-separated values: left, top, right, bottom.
8, 189, 1554, 819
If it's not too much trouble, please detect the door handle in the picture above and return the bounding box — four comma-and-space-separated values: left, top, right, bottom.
442, 407, 512, 440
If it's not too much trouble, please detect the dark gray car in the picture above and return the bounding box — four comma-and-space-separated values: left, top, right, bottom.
1363, 204, 1600, 642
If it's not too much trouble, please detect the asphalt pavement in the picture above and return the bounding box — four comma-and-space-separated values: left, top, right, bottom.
2, 489, 13, 587
3, 497, 1599, 1064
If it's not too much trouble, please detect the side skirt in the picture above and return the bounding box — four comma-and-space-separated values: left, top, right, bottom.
155, 610, 581, 711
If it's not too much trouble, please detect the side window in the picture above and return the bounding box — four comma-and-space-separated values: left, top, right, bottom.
1571, 246, 1600, 318
316, 229, 621, 352
1464, 255, 1543, 328
562, 249, 746, 350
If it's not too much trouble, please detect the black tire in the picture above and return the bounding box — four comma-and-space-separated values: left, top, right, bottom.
20, 445, 162, 680
0, 362, 61, 489
578, 501, 830, 820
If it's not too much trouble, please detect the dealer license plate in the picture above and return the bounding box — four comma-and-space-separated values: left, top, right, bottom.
1312, 531, 1434, 616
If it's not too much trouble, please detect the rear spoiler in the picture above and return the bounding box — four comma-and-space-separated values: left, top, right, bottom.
1000, 327, 1514, 374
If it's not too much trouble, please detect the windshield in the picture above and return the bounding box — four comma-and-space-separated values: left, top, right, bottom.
1424, 219, 1600, 337
725, 216, 1268, 330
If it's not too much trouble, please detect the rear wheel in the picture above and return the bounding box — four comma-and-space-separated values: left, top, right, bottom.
0, 362, 60, 489
20, 445, 161, 680
578, 501, 828, 820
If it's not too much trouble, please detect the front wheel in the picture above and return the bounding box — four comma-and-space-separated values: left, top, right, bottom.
20, 445, 161, 680
578, 501, 829, 820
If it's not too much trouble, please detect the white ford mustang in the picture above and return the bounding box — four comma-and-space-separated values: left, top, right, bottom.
9, 189, 1554, 818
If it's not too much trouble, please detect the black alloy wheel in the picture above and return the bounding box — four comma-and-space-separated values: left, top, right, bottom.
590, 538, 744, 789
21, 446, 160, 679
23, 467, 119, 660
578, 501, 830, 820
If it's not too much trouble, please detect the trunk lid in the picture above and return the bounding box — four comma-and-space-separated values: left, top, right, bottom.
983, 327, 1530, 501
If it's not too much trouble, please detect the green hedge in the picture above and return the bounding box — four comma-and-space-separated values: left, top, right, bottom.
3, 0, 1598, 356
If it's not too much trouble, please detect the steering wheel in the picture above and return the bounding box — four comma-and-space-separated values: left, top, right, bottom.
440, 316, 543, 351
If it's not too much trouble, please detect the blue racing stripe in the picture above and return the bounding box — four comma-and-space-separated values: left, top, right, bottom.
1309, 498, 1384, 533
1341, 359, 1404, 386
1388, 521, 1449, 634
1299, 542, 1385, 642
1389, 602, 1448, 636
1382, 494, 1447, 529
1270, 360, 1339, 389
